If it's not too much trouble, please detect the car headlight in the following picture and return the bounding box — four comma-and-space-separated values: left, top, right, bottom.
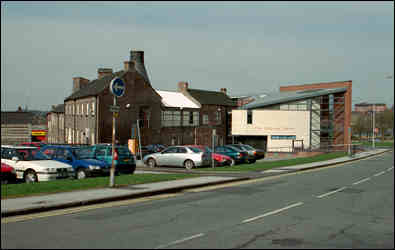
88, 165, 101, 170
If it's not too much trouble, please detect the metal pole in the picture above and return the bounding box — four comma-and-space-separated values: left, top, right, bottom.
137, 119, 143, 161
212, 133, 215, 168
109, 96, 116, 187
372, 104, 375, 149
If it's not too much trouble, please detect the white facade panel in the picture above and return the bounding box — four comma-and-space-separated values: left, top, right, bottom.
232, 110, 311, 152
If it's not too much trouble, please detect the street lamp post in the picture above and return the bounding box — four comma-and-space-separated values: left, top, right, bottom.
372, 104, 375, 149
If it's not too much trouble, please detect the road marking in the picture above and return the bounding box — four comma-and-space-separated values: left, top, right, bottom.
242, 202, 303, 224
352, 177, 370, 185
316, 187, 347, 198
155, 233, 205, 249
387, 166, 394, 171
2, 193, 180, 224
374, 171, 386, 177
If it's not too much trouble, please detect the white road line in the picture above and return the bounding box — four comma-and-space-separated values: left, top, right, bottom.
374, 171, 386, 177
387, 166, 394, 171
352, 177, 371, 185
316, 187, 347, 198
242, 202, 304, 224
155, 233, 205, 249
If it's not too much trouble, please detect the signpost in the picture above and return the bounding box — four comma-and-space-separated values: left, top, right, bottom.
109, 77, 125, 187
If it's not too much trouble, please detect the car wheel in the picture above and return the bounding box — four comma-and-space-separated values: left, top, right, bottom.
229, 159, 236, 166
24, 169, 38, 183
76, 168, 87, 179
147, 158, 156, 168
184, 160, 194, 170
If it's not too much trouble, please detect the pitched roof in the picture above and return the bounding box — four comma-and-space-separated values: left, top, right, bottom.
240, 87, 348, 110
64, 71, 127, 101
155, 90, 200, 109
1, 111, 35, 125
186, 88, 236, 106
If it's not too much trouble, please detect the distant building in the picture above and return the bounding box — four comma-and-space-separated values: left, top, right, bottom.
47, 104, 65, 144
1, 108, 48, 145
354, 103, 387, 113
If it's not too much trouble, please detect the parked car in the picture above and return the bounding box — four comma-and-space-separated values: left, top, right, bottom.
36, 145, 111, 179
88, 144, 136, 174
184, 145, 233, 167
228, 144, 265, 162
214, 145, 249, 165
1, 145, 74, 183
137, 144, 166, 160
1, 162, 17, 184
19, 142, 46, 150
143, 145, 211, 170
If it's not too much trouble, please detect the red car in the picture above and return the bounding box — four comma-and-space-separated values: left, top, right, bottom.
1, 162, 17, 184
184, 145, 233, 166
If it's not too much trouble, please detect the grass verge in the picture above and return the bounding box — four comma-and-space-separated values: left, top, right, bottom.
1, 173, 195, 199
353, 141, 393, 147
197, 151, 348, 172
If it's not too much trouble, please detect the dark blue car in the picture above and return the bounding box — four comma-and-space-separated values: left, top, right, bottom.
37, 145, 111, 179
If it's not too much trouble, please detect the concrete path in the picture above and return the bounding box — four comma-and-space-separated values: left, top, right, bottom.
1, 148, 391, 217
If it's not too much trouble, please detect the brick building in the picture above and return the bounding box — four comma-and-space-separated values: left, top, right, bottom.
62, 50, 236, 147
354, 103, 387, 113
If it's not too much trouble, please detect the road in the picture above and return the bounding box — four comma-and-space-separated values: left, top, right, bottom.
2, 152, 393, 249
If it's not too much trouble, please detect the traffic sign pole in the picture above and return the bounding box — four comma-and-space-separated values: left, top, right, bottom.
110, 96, 117, 187
109, 77, 125, 188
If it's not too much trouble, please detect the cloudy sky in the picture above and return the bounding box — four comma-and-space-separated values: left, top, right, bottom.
1, 1, 394, 111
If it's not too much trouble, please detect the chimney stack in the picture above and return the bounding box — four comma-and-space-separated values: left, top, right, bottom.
220, 88, 227, 94
130, 50, 150, 84
72, 77, 90, 94
97, 68, 113, 79
124, 61, 135, 72
178, 81, 189, 92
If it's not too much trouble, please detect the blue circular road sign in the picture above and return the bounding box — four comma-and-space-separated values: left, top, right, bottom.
110, 77, 126, 97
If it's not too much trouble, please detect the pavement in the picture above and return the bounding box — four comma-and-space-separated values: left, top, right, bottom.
1, 148, 392, 218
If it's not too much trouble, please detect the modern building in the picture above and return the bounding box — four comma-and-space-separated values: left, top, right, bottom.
62, 50, 236, 146
232, 81, 352, 152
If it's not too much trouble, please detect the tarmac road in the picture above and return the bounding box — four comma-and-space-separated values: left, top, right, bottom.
1, 151, 393, 249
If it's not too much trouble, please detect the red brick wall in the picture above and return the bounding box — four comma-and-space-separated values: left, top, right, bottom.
280, 81, 352, 148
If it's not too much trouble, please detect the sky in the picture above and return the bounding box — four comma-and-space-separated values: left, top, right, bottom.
1, 1, 394, 111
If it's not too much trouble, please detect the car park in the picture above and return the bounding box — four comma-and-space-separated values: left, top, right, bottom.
143, 145, 211, 170
87, 144, 136, 174
1, 162, 17, 184
214, 145, 249, 165
184, 145, 233, 167
1, 145, 74, 183
36, 145, 111, 179
228, 144, 265, 163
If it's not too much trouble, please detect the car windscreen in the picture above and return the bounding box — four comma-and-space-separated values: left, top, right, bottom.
241, 145, 255, 150
16, 148, 51, 160
187, 147, 203, 153
72, 147, 94, 160
225, 145, 242, 152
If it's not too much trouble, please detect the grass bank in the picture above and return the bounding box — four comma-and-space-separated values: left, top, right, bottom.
1, 173, 195, 199
353, 140, 393, 147
198, 151, 348, 172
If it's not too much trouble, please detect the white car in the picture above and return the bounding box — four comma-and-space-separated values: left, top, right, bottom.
1, 145, 74, 183
142, 146, 211, 170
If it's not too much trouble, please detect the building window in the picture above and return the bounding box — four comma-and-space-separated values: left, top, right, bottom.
203, 114, 209, 125
81, 103, 84, 116
271, 135, 296, 140
247, 110, 252, 124
182, 111, 199, 126
91, 102, 95, 116
162, 110, 181, 127
216, 111, 221, 124
91, 132, 95, 145
86, 103, 89, 116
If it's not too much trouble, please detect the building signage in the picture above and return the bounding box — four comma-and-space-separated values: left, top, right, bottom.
109, 77, 125, 97
32, 130, 47, 136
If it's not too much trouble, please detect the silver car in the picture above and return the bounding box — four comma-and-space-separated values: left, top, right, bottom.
143, 146, 211, 170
